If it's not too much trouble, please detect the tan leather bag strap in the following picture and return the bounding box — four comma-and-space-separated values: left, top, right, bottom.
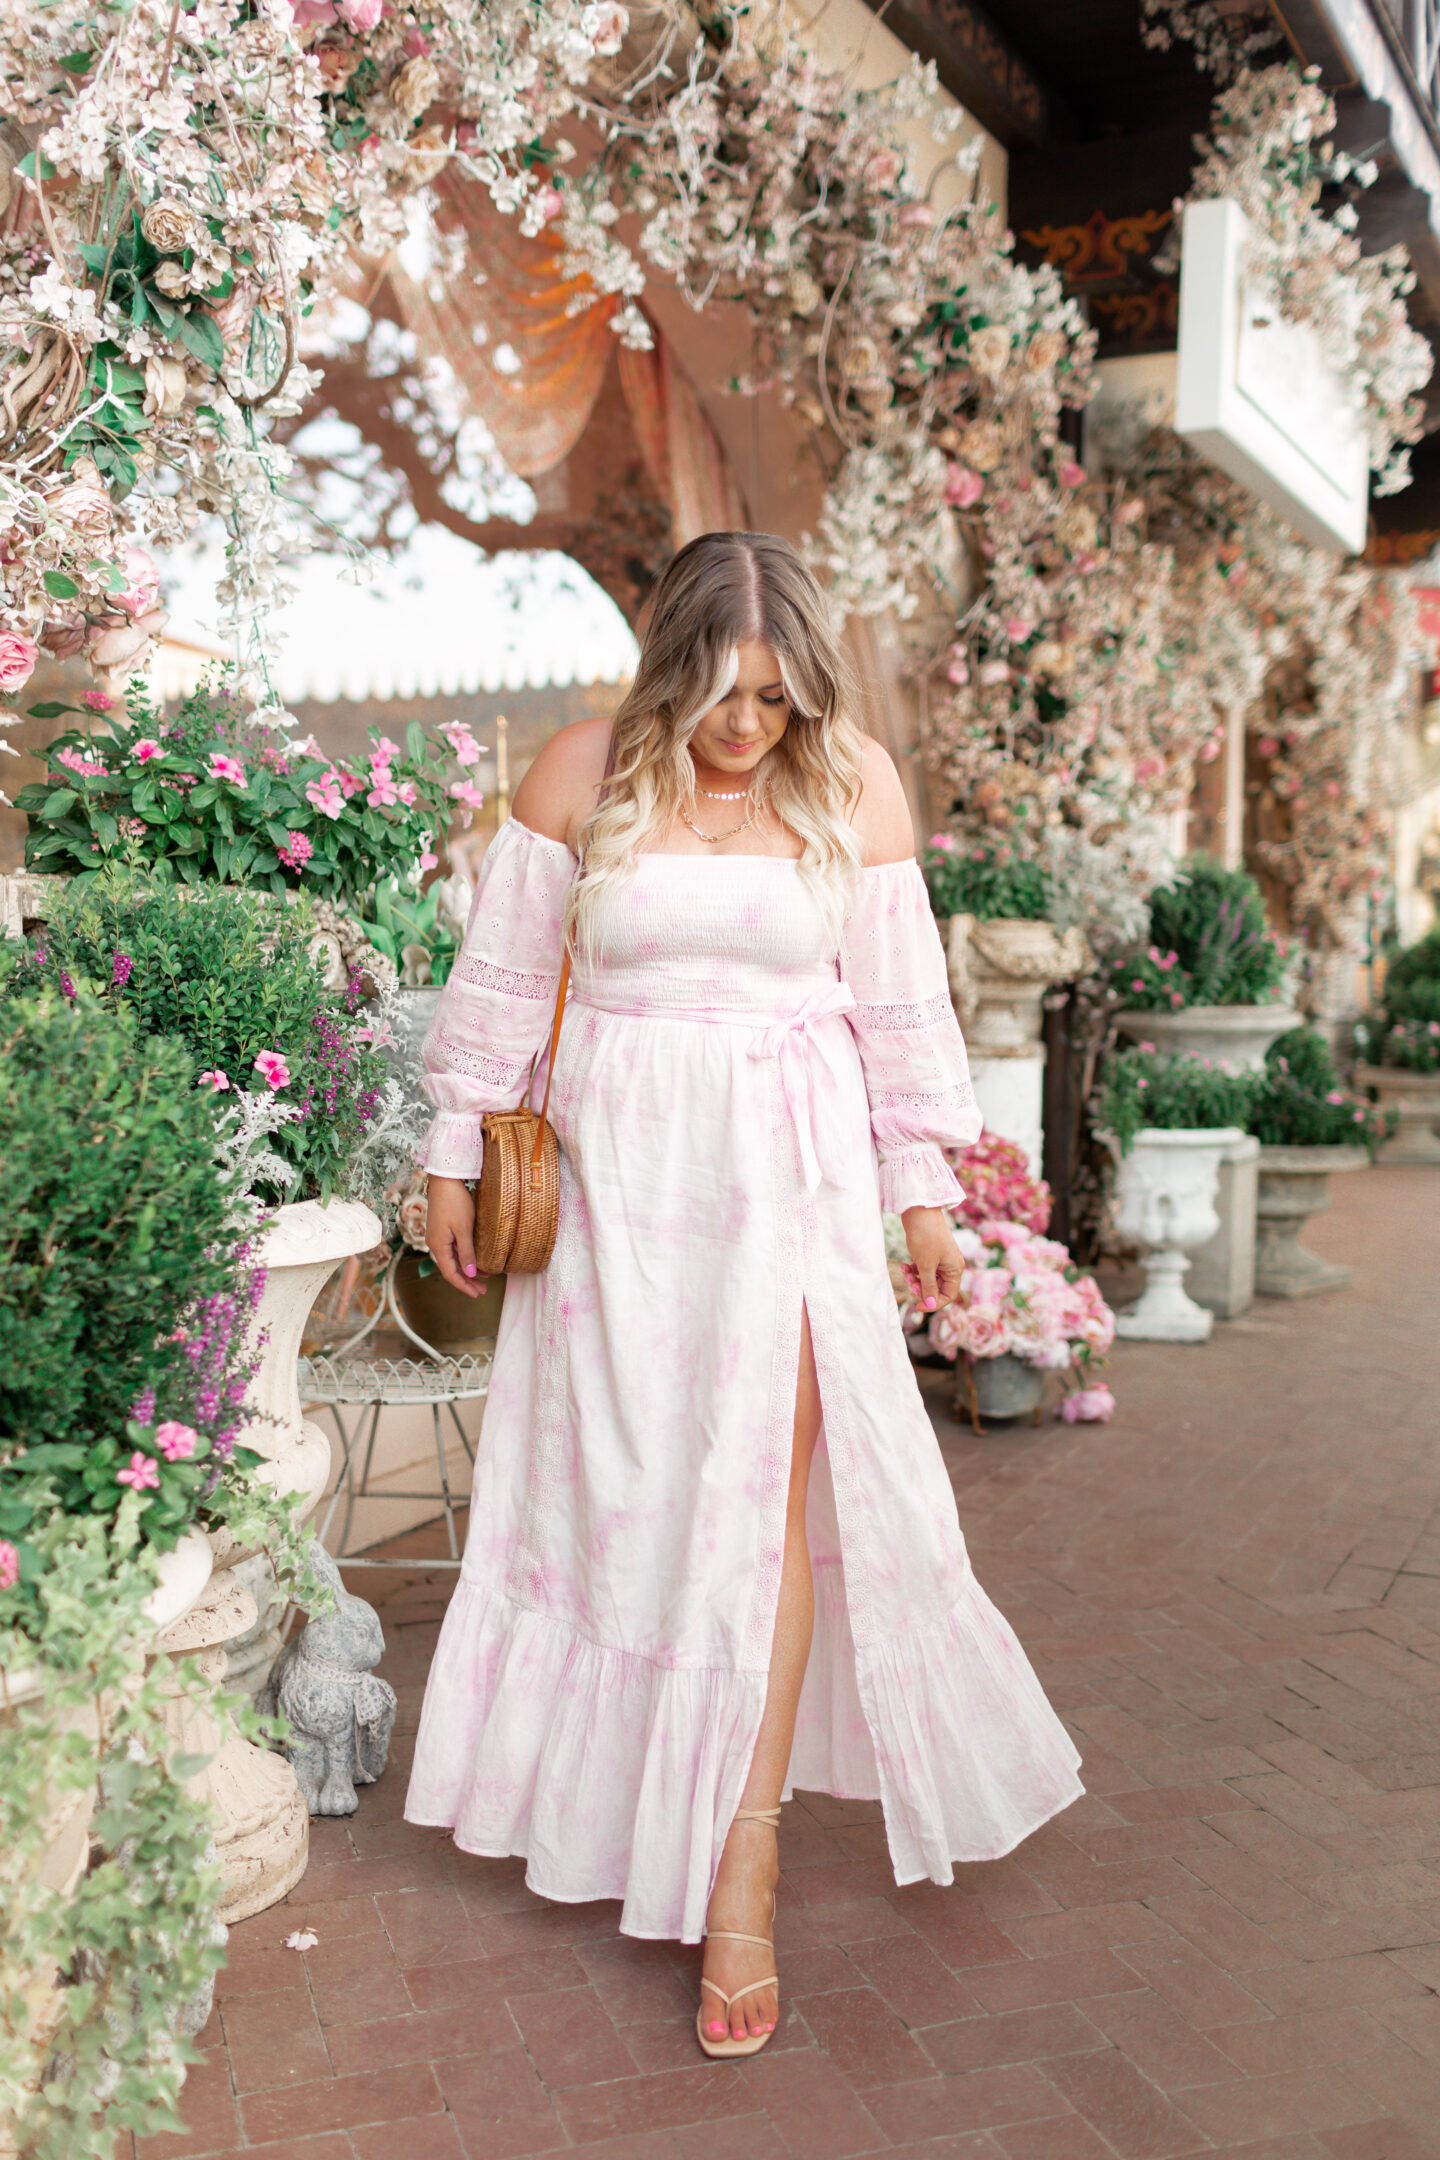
526, 726, 615, 1189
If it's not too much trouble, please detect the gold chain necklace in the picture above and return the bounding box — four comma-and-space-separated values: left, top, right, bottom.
682, 797, 756, 846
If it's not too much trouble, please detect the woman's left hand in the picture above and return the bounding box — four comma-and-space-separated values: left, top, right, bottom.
901, 1206, 965, 1313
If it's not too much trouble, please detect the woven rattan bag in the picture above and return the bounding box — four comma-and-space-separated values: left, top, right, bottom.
473, 946, 570, 1275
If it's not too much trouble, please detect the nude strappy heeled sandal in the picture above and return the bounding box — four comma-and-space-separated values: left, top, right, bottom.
697, 1805, 781, 2060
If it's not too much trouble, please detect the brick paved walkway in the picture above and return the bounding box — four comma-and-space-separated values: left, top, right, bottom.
137, 1165, 1440, 2160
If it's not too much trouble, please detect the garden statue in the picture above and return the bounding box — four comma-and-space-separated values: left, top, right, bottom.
260, 1546, 397, 1817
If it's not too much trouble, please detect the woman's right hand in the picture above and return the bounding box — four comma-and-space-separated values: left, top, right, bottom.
426, 1175, 486, 1297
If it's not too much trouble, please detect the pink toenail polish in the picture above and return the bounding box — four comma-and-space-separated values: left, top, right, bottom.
708, 2022, 724, 2035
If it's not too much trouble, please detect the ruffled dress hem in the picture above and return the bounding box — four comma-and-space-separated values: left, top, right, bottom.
404, 1563, 1082, 1942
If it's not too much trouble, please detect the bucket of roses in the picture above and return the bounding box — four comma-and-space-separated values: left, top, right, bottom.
927, 1221, 1116, 1433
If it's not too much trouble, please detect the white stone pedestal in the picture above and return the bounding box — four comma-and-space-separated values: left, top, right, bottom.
1113, 1128, 1244, 1343
969, 1050, 1046, 1177
1186, 1132, 1258, 1320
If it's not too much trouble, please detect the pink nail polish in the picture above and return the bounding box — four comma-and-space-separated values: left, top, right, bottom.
924, 1295, 937, 1310
464, 1264, 477, 1277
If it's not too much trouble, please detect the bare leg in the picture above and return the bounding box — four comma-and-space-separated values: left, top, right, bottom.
700, 1307, 822, 2044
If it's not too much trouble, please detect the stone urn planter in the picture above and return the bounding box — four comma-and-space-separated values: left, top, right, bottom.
1113, 1004, 1301, 1072
168, 1197, 382, 1923
945, 916, 1091, 1173
1255, 1146, 1367, 1297
1113, 1128, 1246, 1342
1352, 1064, 1440, 1165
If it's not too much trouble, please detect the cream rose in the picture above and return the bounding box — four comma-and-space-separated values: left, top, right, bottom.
143, 355, 189, 419
141, 198, 196, 256
391, 54, 439, 123
967, 324, 1012, 379
958, 419, 1003, 472
153, 260, 192, 300
47, 468, 112, 538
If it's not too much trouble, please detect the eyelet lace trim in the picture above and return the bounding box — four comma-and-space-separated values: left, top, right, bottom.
851, 989, 954, 1032
457, 954, 556, 1000
432, 1038, 524, 1089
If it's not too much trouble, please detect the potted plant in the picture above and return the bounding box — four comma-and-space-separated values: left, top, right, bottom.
16, 675, 482, 906
1246, 1029, 1384, 1295
0, 966, 320, 2157
884, 1136, 1115, 1426
1112, 857, 1299, 1070
922, 835, 1090, 1170
1355, 926, 1440, 1163
1098, 1048, 1258, 1342
925, 1220, 1116, 1428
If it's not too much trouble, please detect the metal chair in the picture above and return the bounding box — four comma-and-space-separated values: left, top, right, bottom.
303, 1249, 492, 1568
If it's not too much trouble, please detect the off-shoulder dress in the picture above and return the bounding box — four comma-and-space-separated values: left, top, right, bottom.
404, 820, 1083, 1939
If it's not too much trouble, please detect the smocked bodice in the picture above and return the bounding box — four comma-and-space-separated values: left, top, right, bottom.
572, 855, 837, 1017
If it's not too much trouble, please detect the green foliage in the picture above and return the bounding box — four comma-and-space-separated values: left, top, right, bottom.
0, 1494, 325, 2159
920, 832, 1049, 920
16, 871, 385, 1204
1116, 857, 1287, 1009
1098, 1046, 1258, 1155
1248, 1027, 1388, 1150
18, 674, 470, 903
0, 965, 263, 1552
1360, 1014, 1440, 1072
1380, 924, 1440, 1025
360, 878, 460, 987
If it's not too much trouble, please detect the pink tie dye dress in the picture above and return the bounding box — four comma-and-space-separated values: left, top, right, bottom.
404, 820, 1083, 1938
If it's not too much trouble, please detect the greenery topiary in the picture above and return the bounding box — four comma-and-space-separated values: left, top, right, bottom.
1380, 924, 1440, 1026
1115, 857, 1287, 1010
12, 872, 386, 1204
1097, 1046, 1258, 1155
920, 833, 1049, 921
0, 965, 267, 1554
1248, 1027, 1388, 1151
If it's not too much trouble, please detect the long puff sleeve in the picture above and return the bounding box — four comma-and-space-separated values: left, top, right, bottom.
420, 819, 577, 1179
839, 859, 983, 1216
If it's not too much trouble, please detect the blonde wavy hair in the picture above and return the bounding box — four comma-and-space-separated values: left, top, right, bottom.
569, 531, 866, 959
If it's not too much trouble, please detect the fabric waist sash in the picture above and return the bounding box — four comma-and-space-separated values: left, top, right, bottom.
571, 982, 858, 1194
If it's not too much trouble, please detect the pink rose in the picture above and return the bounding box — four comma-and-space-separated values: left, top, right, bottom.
115, 546, 161, 618
156, 1420, 199, 1462
896, 201, 934, 228
0, 1540, 19, 1591
964, 1308, 1010, 1358
1061, 1384, 1115, 1423
928, 1302, 966, 1361
117, 1452, 161, 1491
944, 464, 984, 509
255, 1050, 291, 1090
199, 1069, 230, 1091
1058, 460, 1086, 488
1004, 616, 1035, 644
208, 753, 246, 785
0, 632, 39, 692
337, 0, 382, 25
536, 186, 565, 223
132, 738, 163, 762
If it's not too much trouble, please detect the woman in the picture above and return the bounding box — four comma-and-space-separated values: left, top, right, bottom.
408, 532, 1083, 2059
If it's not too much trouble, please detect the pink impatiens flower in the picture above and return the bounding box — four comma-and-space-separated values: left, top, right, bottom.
449, 779, 486, 810
439, 720, 482, 767
0, 1541, 19, 1591
132, 738, 163, 762
57, 746, 109, 778
199, 1068, 230, 1091
156, 1421, 199, 1462
254, 1050, 291, 1090
277, 831, 313, 870
208, 753, 246, 785
306, 772, 345, 819
117, 1452, 161, 1491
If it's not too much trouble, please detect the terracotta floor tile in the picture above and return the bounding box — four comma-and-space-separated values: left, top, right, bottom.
920, 2004, 1106, 2075
1042, 2050, 1209, 2158
1176, 2067, 1384, 2142
1115, 1940, 1273, 2028
224, 2139, 356, 2160
995, 2118, 1141, 2160
402, 1949, 588, 2010
1082, 1987, 1241, 2090
735, 2048, 891, 2156
964, 1947, 1148, 2015
1318, 2120, 1439, 2160
324, 1997, 520, 2076
506, 1984, 638, 2088
549, 2067, 758, 2146
432, 2048, 566, 2160
349, 2115, 469, 2160
844, 1935, 982, 2027
219, 1988, 331, 2093
241, 2063, 443, 2145
1208, 2008, 1401, 2077
861, 2064, 1069, 2142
